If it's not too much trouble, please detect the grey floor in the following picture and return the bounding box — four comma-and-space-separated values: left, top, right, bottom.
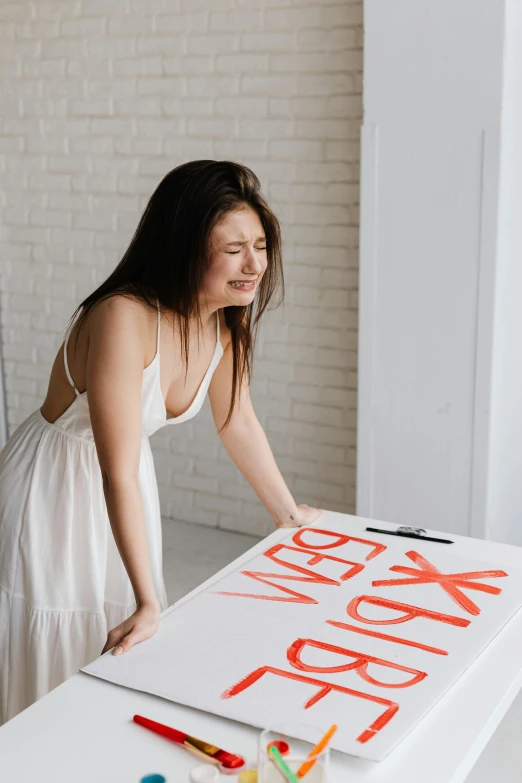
162, 516, 262, 605
162, 518, 522, 782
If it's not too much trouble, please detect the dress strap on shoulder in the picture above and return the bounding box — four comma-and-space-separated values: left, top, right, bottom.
216, 308, 220, 343
63, 309, 82, 397
156, 297, 161, 355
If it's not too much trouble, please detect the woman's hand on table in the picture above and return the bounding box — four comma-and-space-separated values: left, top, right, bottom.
101, 602, 160, 656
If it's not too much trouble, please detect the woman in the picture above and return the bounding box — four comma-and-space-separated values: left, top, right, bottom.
0, 160, 322, 725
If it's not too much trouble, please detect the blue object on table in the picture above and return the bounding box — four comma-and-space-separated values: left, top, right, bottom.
140, 775, 166, 783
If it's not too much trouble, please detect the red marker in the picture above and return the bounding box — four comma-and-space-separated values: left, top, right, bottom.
133, 714, 245, 772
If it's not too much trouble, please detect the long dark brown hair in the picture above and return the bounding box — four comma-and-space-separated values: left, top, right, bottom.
69, 160, 284, 431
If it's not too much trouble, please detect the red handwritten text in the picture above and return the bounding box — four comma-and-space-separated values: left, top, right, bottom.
287, 638, 427, 688
326, 621, 448, 656
373, 550, 508, 616
213, 533, 374, 603
221, 665, 399, 743
347, 594, 471, 627
293, 529, 386, 560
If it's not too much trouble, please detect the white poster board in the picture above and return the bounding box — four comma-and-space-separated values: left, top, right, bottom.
82, 513, 522, 760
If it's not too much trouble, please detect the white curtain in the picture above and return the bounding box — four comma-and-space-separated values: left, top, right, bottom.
0, 325, 7, 449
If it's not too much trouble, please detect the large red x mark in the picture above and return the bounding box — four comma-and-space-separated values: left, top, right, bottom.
372, 550, 508, 616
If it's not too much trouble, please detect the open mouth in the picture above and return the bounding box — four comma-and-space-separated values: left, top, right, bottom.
227, 280, 256, 290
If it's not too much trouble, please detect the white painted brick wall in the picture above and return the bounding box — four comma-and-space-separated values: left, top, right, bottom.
0, 0, 362, 537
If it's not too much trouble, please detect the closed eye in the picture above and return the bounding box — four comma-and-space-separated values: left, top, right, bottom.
226, 247, 266, 255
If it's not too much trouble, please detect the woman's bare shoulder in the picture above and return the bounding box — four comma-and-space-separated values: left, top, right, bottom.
84, 293, 157, 368
87, 293, 152, 335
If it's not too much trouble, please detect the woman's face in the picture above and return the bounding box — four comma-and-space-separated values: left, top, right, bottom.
202, 206, 268, 310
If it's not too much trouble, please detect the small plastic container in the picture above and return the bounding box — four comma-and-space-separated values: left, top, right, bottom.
189, 765, 219, 783
257, 723, 330, 783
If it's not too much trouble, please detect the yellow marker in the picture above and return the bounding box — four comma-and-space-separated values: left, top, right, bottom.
296, 724, 338, 779
238, 770, 258, 783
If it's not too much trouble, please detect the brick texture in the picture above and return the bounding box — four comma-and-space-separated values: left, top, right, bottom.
0, 0, 362, 537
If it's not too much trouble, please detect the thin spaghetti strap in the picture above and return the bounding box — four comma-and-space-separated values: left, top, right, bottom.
216, 308, 220, 344
156, 297, 161, 355
63, 309, 82, 397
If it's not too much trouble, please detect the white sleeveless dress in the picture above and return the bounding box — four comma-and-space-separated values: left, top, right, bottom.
0, 300, 224, 725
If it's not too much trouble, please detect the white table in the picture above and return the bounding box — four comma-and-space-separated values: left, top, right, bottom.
2, 513, 522, 782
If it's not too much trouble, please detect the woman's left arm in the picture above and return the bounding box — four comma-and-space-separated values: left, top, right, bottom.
208, 341, 322, 529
